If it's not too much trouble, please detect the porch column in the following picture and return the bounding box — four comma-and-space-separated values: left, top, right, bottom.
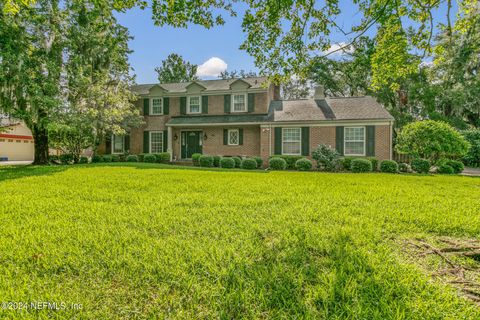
167, 126, 173, 161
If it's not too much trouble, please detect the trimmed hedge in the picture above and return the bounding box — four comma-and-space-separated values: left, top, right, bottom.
241, 158, 257, 170
411, 158, 430, 173
446, 160, 464, 173
269, 157, 287, 170
351, 158, 372, 173
271, 155, 303, 169
253, 156, 263, 168
91, 155, 103, 163
213, 156, 222, 167
111, 155, 120, 162
380, 160, 398, 173
102, 155, 112, 163
78, 156, 88, 164
153, 152, 170, 163
199, 155, 214, 167
438, 164, 454, 174
143, 154, 157, 163
295, 158, 312, 171
126, 155, 139, 162
192, 153, 202, 166
367, 157, 379, 171
399, 163, 409, 173
340, 157, 356, 171
231, 156, 242, 168
220, 157, 235, 169
60, 154, 74, 164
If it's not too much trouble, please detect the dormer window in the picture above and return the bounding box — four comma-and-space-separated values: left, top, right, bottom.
150, 97, 163, 115
232, 94, 247, 112
188, 96, 201, 114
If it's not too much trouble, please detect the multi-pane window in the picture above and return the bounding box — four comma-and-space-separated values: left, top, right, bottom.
228, 129, 239, 145
188, 96, 201, 113
282, 128, 301, 155
232, 94, 247, 112
151, 98, 163, 115
150, 131, 164, 153
344, 127, 365, 155
112, 135, 124, 154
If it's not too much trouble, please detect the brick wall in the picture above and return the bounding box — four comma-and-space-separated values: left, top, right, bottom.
375, 125, 391, 160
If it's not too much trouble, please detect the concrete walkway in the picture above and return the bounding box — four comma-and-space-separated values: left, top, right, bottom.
462, 167, 480, 177
0, 160, 32, 166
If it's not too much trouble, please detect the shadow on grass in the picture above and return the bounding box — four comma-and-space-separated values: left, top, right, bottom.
216, 231, 413, 318
0, 165, 68, 182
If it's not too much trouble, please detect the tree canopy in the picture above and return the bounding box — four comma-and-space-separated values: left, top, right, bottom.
155, 53, 198, 83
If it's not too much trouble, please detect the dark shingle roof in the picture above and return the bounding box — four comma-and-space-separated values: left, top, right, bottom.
270, 96, 393, 122
131, 77, 268, 95
167, 114, 268, 126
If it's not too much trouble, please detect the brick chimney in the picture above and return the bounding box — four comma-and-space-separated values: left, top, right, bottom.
273, 85, 281, 100
314, 85, 325, 100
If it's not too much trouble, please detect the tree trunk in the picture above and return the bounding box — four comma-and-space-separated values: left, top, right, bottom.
32, 125, 49, 165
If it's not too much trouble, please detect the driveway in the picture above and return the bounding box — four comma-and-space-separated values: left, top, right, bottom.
0, 160, 33, 166
462, 167, 480, 177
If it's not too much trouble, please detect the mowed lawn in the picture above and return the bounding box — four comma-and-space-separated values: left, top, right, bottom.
1, 164, 480, 319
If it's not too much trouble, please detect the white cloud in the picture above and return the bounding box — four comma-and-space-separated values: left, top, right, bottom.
323, 42, 354, 56
196, 57, 228, 77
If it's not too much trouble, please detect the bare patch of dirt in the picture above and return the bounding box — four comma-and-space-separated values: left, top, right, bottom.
402, 237, 480, 304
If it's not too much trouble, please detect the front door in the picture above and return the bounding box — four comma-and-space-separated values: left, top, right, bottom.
181, 131, 202, 159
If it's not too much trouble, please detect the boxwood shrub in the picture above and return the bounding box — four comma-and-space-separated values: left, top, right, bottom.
340, 157, 356, 171
269, 157, 287, 170
199, 155, 214, 167
231, 156, 242, 168
367, 157, 379, 171
153, 152, 170, 163
351, 158, 372, 173
437, 164, 454, 174
102, 155, 112, 163
111, 155, 120, 162
241, 158, 257, 170
380, 160, 398, 173
295, 158, 312, 171
192, 153, 202, 166
126, 155, 139, 162
411, 158, 430, 173
91, 155, 103, 163
143, 154, 157, 163
60, 153, 74, 164
220, 157, 235, 169
213, 156, 222, 167
253, 156, 263, 168
446, 160, 464, 173
398, 163, 409, 173
271, 155, 303, 169
78, 156, 88, 164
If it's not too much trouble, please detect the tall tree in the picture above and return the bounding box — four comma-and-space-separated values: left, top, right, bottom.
218, 70, 258, 79
155, 53, 198, 83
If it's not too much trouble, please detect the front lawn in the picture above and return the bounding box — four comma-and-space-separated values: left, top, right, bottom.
1, 163, 480, 319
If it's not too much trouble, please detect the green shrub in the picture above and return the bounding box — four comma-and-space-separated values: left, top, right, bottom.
153, 152, 170, 163
351, 158, 372, 173
269, 157, 287, 170
78, 156, 88, 164
102, 155, 112, 163
232, 156, 242, 168
380, 160, 398, 173
398, 163, 409, 173
111, 155, 120, 162
367, 157, 379, 171
340, 157, 355, 171
213, 156, 222, 167
411, 158, 430, 173
295, 158, 312, 171
220, 157, 235, 169
137, 153, 146, 162
48, 155, 60, 164
437, 164, 454, 174
252, 156, 263, 168
312, 144, 339, 171
143, 154, 157, 163
60, 153, 74, 164
271, 155, 303, 170
199, 155, 214, 167
192, 153, 202, 166
241, 158, 257, 170
462, 129, 480, 167
446, 160, 464, 173
91, 155, 103, 163
126, 155, 139, 162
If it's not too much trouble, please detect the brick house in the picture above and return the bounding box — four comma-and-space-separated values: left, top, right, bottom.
98, 77, 394, 165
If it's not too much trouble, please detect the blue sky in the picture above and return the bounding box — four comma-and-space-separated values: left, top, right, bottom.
115, 1, 458, 84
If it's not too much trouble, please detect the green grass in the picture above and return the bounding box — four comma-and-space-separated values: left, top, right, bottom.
1, 163, 480, 319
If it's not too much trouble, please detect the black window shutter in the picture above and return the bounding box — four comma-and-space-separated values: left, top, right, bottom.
239, 128, 244, 145
274, 127, 282, 155
366, 125, 375, 156
180, 97, 186, 115
163, 130, 168, 152
143, 98, 149, 116
163, 98, 169, 115
105, 135, 112, 154
336, 126, 344, 155
124, 135, 130, 153
202, 96, 208, 114
224, 94, 231, 113
223, 129, 228, 145
143, 131, 149, 153
248, 93, 255, 113
301, 127, 310, 156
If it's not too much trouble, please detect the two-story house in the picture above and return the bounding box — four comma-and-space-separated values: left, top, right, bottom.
97, 77, 394, 165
